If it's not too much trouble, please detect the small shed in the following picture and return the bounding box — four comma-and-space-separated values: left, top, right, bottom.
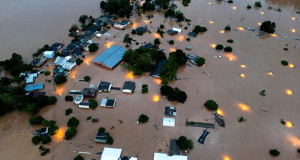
78, 102, 90, 108
101, 98, 116, 107
43, 51, 55, 58
163, 118, 175, 127
186, 46, 193, 50
165, 106, 177, 117
122, 81, 135, 93
74, 95, 83, 104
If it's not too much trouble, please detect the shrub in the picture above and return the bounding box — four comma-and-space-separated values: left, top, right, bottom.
182, 1, 188, 6
227, 39, 234, 43
39, 145, 50, 156
177, 136, 193, 150
131, 29, 136, 34
281, 60, 288, 66
239, 117, 244, 123
255, 2, 262, 7
47, 96, 57, 105
184, 26, 188, 30
44, 71, 50, 75
269, 149, 280, 156
98, 127, 105, 133
283, 48, 288, 51
29, 116, 44, 125
136, 42, 139, 45
160, 85, 173, 97
224, 46, 233, 52
142, 84, 148, 93
32, 136, 41, 145
65, 108, 73, 115
259, 90, 266, 96
65, 95, 73, 101
297, 149, 300, 153
216, 44, 224, 50
228, 0, 233, 3
86, 116, 92, 121
154, 38, 161, 45
71, 24, 79, 32
107, 135, 114, 145
281, 119, 286, 125
89, 43, 99, 52
67, 117, 79, 127
268, 6, 273, 9
260, 21, 276, 33
196, 57, 206, 66
65, 126, 77, 139
225, 26, 231, 31
84, 76, 90, 82
160, 24, 165, 29
88, 99, 98, 109
186, 38, 191, 41
169, 40, 174, 45
42, 135, 51, 144
247, 5, 252, 9
76, 58, 83, 65
106, 26, 111, 29
97, 26, 101, 31
54, 75, 67, 85
74, 155, 84, 160
204, 100, 219, 110
193, 25, 207, 33
138, 114, 149, 123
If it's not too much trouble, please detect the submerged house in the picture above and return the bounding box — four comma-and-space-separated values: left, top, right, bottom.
94, 46, 127, 69
49, 43, 64, 51
94, 132, 108, 143
97, 81, 112, 92
101, 98, 116, 107
122, 81, 135, 93
154, 153, 187, 160
34, 127, 48, 139
167, 30, 179, 35
187, 54, 200, 65
25, 73, 38, 84
25, 83, 44, 92
163, 117, 175, 127
188, 32, 198, 37
150, 59, 167, 78
43, 51, 55, 58
78, 102, 90, 108
74, 95, 83, 104
136, 27, 147, 35
139, 43, 153, 49
30, 58, 47, 67
81, 88, 97, 98
170, 139, 180, 155
100, 147, 122, 160
52, 65, 69, 77
165, 106, 177, 117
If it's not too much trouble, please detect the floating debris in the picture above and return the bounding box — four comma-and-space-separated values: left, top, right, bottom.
213, 113, 225, 127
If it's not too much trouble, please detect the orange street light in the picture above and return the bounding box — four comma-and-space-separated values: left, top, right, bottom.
260, 11, 265, 15
289, 64, 294, 68
286, 90, 293, 95
286, 121, 293, 128
211, 44, 216, 48
291, 17, 296, 20
209, 21, 214, 24
240, 74, 245, 78
153, 95, 160, 102
241, 65, 246, 68
220, 30, 224, 33
292, 29, 296, 32
232, 6, 237, 10
208, 2, 212, 5
258, 23, 262, 25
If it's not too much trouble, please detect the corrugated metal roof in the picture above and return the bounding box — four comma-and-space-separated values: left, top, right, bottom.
94, 46, 127, 69
25, 83, 44, 92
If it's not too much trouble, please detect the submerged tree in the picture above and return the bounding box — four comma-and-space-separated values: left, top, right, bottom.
260, 21, 276, 33
123, 34, 133, 47
79, 15, 88, 25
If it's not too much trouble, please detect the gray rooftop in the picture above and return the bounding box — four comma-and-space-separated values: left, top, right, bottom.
165, 106, 177, 117
150, 59, 167, 78
94, 46, 127, 69
94, 132, 107, 143
122, 81, 135, 91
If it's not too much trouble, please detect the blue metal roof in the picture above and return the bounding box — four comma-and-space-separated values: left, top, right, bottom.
93, 46, 127, 68
25, 83, 44, 92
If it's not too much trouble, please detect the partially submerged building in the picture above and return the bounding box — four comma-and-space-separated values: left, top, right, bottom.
154, 153, 187, 160
188, 32, 198, 37
25, 73, 38, 84
30, 58, 47, 67
32, 92, 46, 99
94, 132, 107, 143
163, 118, 175, 127
165, 106, 177, 117
120, 157, 138, 160
81, 88, 97, 98
139, 43, 153, 49
49, 43, 64, 51
167, 30, 179, 35
94, 46, 127, 69
74, 95, 83, 104
150, 59, 167, 78
25, 83, 44, 92
136, 27, 147, 35
97, 81, 112, 92
101, 98, 116, 107
122, 81, 135, 93
100, 147, 122, 160
34, 127, 48, 139
78, 102, 90, 108
170, 139, 180, 155
187, 54, 200, 65
43, 51, 55, 58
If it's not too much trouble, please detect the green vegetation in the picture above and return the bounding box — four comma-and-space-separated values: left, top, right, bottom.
41, 120, 58, 135
74, 155, 84, 160
260, 21, 276, 33
182, 0, 190, 6
160, 85, 187, 103
32, 136, 41, 145
177, 136, 193, 150
269, 149, 280, 156
228, 0, 233, 3
169, 40, 175, 45
65, 108, 73, 116
65, 95, 73, 101
67, 117, 79, 127
260, 90, 266, 96
196, 57, 206, 66
148, 30, 152, 34
193, 25, 207, 33
142, 0, 155, 11
86, 116, 92, 121
131, 29, 136, 34
138, 114, 149, 123
186, 38, 191, 41
118, 119, 123, 124
98, 127, 105, 133
281, 119, 286, 125
216, 44, 224, 50
268, 6, 273, 9
156, 28, 165, 37
42, 135, 51, 144
297, 149, 300, 153
142, 84, 148, 93
88, 43, 99, 52
247, 5, 252, 9
204, 100, 219, 110
160, 24, 165, 29
0, 53, 33, 77
283, 48, 288, 51
100, 0, 133, 17
106, 133, 114, 145
184, 26, 188, 30
164, 8, 189, 22
123, 34, 133, 47
54, 75, 67, 85
239, 117, 245, 123
224, 46, 233, 52
281, 60, 288, 66
39, 145, 50, 156
47, 96, 57, 105
88, 99, 98, 109
65, 126, 77, 139
32, 45, 50, 58
227, 39, 234, 43
225, 26, 231, 31
255, 2, 262, 7
79, 15, 88, 25
76, 58, 83, 65
29, 116, 44, 125
44, 71, 50, 75
70, 24, 79, 32
84, 76, 90, 82
154, 38, 161, 45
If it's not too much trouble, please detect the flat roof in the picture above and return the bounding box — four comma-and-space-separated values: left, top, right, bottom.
25, 83, 44, 92
94, 46, 127, 69
163, 118, 175, 127
100, 147, 122, 160
154, 153, 187, 160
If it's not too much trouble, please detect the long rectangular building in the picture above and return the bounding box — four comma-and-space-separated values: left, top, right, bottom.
94, 46, 127, 69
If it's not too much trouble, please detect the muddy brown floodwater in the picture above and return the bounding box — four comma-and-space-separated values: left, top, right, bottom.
0, 0, 300, 160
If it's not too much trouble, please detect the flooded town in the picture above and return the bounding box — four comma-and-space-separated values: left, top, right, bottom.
0, 0, 300, 160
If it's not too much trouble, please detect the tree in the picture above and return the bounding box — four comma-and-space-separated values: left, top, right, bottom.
227, 39, 234, 43
255, 2, 262, 7
98, 127, 105, 133
175, 11, 184, 22
173, 49, 187, 65
224, 46, 233, 52
204, 100, 219, 110
260, 21, 276, 33
142, 1, 155, 11
196, 57, 206, 66
134, 1, 142, 15
47, 96, 57, 105
84, 76, 90, 82
138, 114, 149, 123
67, 117, 80, 127
27, 103, 40, 114
65, 108, 73, 115
281, 60, 288, 66
29, 116, 44, 125
76, 58, 83, 65
297, 148, 300, 153
88, 99, 98, 109
65, 126, 77, 139
123, 34, 133, 46
225, 26, 231, 31
165, 9, 175, 17
160, 85, 174, 96
104, 0, 133, 17
79, 15, 88, 25
74, 155, 84, 160
11, 86, 26, 95
169, 3, 177, 10
193, 25, 207, 33
100, 1, 106, 9
34, 95, 48, 108
142, 84, 148, 93
70, 24, 79, 32
169, 40, 174, 44
216, 44, 224, 50
88, 43, 98, 52
107, 135, 114, 145
154, 38, 161, 45
177, 136, 193, 150
160, 24, 165, 29
65, 95, 74, 101
131, 29, 136, 34
269, 149, 280, 156
42, 120, 49, 127
42, 135, 51, 144
44, 71, 50, 75
32, 136, 40, 145
54, 75, 67, 85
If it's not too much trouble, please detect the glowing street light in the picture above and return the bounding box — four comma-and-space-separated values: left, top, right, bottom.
260, 11, 265, 15
237, 27, 245, 31
220, 30, 224, 33
289, 64, 294, 68
232, 6, 237, 10
153, 95, 160, 102
209, 21, 214, 24
291, 17, 296, 20
286, 90, 293, 95
208, 2, 212, 5
258, 22, 262, 25
286, 121, 293, 128
241, 65, 246, 68
211, 44, 216, 48
240, 74, 245, 78
292, 29, 296, 32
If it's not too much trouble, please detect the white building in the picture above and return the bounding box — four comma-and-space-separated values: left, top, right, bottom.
78, 102, 90, 108
100, 147, 122, 160
43, 51, 55, 58
163, 118, 175, 127
101, 98, 116, 107
154, 153, 187, 160
74, 95, 83, 104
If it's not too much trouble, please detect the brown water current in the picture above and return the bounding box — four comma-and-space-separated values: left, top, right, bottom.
0, 0, 300, 160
